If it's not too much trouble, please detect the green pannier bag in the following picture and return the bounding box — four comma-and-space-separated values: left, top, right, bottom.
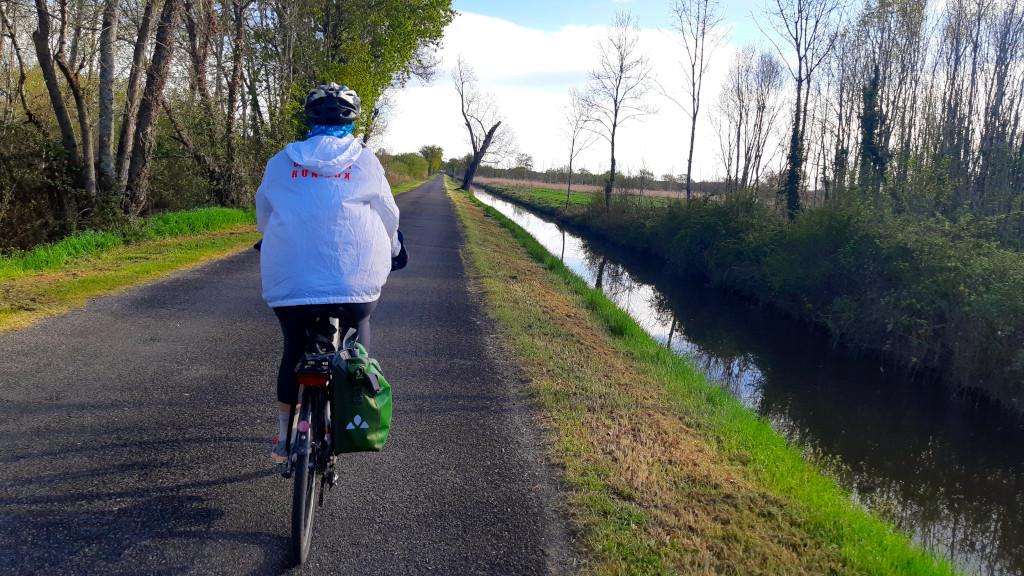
331, 342, 392, 454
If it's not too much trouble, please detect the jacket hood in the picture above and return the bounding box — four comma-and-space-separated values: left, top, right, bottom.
284, 135, 363, 172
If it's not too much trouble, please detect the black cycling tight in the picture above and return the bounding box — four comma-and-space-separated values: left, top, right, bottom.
272, 301, 377, 404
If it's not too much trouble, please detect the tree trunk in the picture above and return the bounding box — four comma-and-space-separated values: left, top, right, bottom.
54, 54, 97, 198
31, 0, 79, 165
460, 122, 501, 191
184, 0, 214, 117
220, 0, 247, 205
226, 2, 245, 147
604, 122, 617, 210
566, 156, 574, 209
783, 77, 805, 218
115, 0, 159, 189
686, 109, 698, 199
461, 154, 482, 191
97, 0, 119, 194
125, 0, 185, 216
245, 66, 266, 144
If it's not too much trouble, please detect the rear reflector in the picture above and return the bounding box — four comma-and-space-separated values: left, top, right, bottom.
295, 373, 329, 387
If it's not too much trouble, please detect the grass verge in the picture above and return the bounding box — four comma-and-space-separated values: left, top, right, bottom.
1, 207, 255, 273
0, 212, 258, 334
446, 175, 956, 575
391, 176, 434, 195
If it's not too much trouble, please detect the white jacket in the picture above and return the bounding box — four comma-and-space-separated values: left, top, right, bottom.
256, 135, 400, 307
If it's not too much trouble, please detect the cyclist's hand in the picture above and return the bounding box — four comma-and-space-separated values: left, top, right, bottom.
391, 252, 408, 271
391, 230, 408, 271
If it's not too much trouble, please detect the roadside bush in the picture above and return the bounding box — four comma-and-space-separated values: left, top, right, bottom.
394, 153, 428, 178
870, 217, 1024, 402
150, 156, 218, 211
0, 123, 78, 254
379, 150, 429, 185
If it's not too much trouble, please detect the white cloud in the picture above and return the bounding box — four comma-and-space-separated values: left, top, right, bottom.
379, 11, 739, 180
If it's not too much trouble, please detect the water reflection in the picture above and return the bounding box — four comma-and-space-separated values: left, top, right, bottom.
476, 190, 1024, 576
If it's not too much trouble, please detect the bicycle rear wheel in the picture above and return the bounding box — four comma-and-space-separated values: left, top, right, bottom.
291, 394, 320, 564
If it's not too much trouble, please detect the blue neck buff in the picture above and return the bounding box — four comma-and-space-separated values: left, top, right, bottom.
307, 123, 354, 139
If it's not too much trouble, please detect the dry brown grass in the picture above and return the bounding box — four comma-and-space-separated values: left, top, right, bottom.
448, 181, 856, 575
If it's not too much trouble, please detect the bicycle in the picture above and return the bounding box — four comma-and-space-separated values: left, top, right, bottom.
279, 315, 356, 564
254, 233, 406, 564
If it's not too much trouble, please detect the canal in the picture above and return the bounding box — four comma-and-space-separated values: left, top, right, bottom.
474, 189, 1024, 576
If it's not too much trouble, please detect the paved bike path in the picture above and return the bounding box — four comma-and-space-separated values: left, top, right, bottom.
0, 176, 575, 575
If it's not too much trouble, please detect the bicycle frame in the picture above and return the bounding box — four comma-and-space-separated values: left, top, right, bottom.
281, 319, 349, 474
284, 317, 358, 564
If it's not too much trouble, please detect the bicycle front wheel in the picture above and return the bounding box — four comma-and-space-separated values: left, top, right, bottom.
291, 400, 319, 564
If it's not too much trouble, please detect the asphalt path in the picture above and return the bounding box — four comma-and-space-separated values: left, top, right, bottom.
0, 176, 575, 575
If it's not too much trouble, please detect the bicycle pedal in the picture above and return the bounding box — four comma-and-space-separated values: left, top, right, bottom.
279, 463, 293, 479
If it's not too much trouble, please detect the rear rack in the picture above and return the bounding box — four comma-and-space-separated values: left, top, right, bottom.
294, 352, 334, 375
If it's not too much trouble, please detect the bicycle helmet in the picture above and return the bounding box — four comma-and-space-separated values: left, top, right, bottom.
304, 82, 361, 126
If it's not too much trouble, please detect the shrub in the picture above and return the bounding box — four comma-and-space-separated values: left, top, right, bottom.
0, 123, 78, 254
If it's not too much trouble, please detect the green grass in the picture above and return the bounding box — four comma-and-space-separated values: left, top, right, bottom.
495, 184, 592, 209
448, 175, 956, 575
142, 207, 254, 238
475, 183, 592, 216
0, 227, 259, 334
478, 182, 675, 218
1, 207, 255, 276
391, 176, 434, 195
0, 207, 259, 334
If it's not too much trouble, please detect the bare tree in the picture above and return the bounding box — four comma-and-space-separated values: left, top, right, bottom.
30, 0, 83, 190
452, 55, 513, 191
125, 0, 186, 216
714, 46, 786, 195
632, 161, 655, 206
759, 0, 845, 216
667, 0, 728, 200
974, 0, 1024, 212
115, 0, 159, 190
562, 86, 597, 208
586, 11, 655, 210
0, 2, 41, 130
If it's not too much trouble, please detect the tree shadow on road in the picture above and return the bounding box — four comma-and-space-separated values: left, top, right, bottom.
0, 434, 296, 575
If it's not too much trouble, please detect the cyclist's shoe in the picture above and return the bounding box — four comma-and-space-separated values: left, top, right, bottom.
271, 435, 289, 464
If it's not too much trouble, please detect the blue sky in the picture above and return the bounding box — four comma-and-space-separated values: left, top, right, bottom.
453, 0, 766, 42
453, 0, 656, 30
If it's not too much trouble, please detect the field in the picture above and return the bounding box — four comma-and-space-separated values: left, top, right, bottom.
474, 176, 695, 200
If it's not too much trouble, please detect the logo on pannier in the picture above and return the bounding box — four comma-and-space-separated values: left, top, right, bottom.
346, 415, 370, 430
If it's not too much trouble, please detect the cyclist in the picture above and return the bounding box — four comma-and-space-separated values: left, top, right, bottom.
255, 83, 401, 464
